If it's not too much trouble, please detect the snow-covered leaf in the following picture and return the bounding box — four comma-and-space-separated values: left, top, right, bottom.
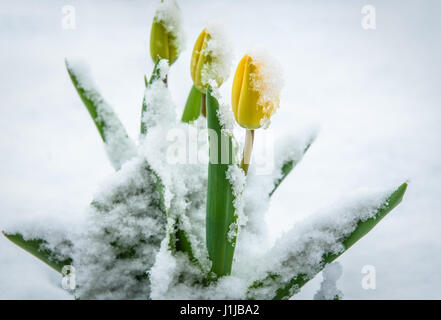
269, 134, 316, 197
2, 232, 72, 273
206, 86, 242, 277
247, 182, 407, 300
65, 58, 136, 170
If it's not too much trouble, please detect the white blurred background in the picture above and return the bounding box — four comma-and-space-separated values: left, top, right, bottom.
1, 0, 440, 299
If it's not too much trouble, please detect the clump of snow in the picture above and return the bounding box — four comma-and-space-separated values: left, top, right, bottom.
247, 49, 284, 128
314, 262, 343, 300
157, 59, 170, 79
65, 58, 137, 170
142, 59, 175, 133
216, 99, 236, 137
200, 22, 233, 89
153, 0, 185, 54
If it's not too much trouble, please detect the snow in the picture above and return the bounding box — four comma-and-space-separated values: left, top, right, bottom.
314, 262, 343, 300
141, 62, 211, 275
137, 183, 396, 300
1, 0, 440, 300
214, 86, 237, 138
141, 59, 175, 136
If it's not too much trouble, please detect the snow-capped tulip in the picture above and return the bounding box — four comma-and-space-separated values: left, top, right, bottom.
190, 27, 230, 93
149, 0, 182, 65
150, 19, 179, 65
231, 54, 281, 129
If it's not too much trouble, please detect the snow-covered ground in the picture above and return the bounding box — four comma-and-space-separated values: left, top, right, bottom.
1, 0, 440, 299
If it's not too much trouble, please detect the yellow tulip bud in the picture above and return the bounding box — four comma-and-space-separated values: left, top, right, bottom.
231, 54, 282, 129
190, 26, 231, 92
149, 0, 182, 65
150, 20, 179, 65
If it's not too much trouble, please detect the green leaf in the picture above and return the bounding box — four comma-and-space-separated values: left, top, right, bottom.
181, 85, 202, 123
65, 59, 135, 170
205, 87, 237, 277
2, 232, 72, 274
141, 60, 163, 135
174, 221, 196, 261
249, 182, 408, 300
269, 137, 315, 197
66, 59, 128, 142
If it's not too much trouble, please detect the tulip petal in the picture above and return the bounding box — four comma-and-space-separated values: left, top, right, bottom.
231, 55, 247, 118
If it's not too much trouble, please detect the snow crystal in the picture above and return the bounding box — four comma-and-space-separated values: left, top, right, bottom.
200, 22, 233, 90
314, 262, 343, 300
153, 0, 185, 54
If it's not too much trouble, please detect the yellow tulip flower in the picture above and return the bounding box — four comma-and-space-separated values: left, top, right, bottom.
190, 27, 228, 92
231, 54, 280, 129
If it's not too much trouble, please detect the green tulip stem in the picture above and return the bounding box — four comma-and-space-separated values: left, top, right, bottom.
240, 129, 254, 175
201, 93, 206, 118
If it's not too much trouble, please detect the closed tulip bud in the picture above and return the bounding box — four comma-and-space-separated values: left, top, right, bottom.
231, 53, 283, 130
190, 24, 232, 93
149, 0, 183, 65
150, 20, 178, 64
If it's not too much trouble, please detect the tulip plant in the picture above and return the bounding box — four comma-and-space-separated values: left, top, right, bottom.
3, 0, 407, 300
